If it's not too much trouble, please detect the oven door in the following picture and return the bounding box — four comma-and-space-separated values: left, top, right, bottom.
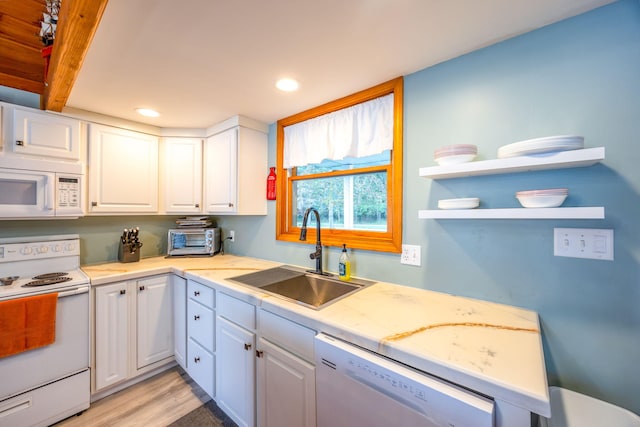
0, 169, 55, 218
0, 286, 90, 400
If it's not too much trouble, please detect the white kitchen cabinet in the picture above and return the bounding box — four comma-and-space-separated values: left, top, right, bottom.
256, 338, 316, 427
216, 316, 256, 427
204, 124, 267, 215
186, 280, 216, 399
5, 105, 82, 161
161, 137, 203, 213
173, 276, 187, 370
94, 282, 129, 391
216, 292, 256, 427
93, 275, 174, 393
88, 123, 159, 213
136, 275, 174, 368
256, 309, 316, 427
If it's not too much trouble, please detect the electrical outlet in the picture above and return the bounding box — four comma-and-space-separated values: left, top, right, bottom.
401, 244, 421, 266
554, 228, 613, 261
229, 230, 235, 242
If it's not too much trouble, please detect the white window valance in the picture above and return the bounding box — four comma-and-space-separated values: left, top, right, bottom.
283, 93, 394, 169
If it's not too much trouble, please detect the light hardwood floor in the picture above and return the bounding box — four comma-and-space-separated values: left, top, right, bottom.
55, 367, 210, 427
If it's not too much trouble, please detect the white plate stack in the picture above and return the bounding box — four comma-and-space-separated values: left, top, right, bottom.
434, 144, 477, 165
438, 197, 480, 210
516, 188, 568, 208
498, 135, 584, 159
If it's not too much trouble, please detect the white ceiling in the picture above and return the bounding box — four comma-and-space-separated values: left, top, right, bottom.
65, 0, 614, 129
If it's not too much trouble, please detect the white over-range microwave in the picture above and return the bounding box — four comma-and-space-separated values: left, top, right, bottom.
0, 157, 84, 218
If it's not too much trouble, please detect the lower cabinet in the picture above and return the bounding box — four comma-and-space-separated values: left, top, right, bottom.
173, 275, 187, 370
256, 310, 316, 427
186, 280, 216, 399
217, 317, 256, 427
216, 292, 256, 427
256, 338, 316, 427
94, 275, 174, 392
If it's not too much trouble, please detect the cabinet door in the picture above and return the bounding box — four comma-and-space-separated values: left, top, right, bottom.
216, 316, 255, 427
11, 107, 81, 160
95, 282, 129, 391
173, 276, 187, 369
162, 137, 203, 213
88, 123, 159, 213
257, 337, 316, 427
204, 128, 237, 213
136, 275, 174, 369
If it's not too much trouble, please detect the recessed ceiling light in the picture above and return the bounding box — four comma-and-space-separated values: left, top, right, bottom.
136, 108, 160, 117
276, 78, 299, 92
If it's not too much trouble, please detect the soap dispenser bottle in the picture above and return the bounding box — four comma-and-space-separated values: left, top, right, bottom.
338, 244, 351, 281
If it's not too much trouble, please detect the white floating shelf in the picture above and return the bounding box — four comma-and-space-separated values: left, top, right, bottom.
419, 147, 605, 179
418, 207, 605, 220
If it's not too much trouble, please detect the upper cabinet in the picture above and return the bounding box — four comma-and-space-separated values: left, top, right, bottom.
161, 137, 203, 213
88, 123, 159, 213
204, 118, 268, 215
4, 105, 82, 161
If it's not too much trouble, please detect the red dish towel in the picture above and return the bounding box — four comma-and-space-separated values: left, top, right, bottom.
0, 293, 58, 358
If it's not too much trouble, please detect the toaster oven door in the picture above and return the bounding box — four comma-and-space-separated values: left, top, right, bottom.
168, 229, 213, 256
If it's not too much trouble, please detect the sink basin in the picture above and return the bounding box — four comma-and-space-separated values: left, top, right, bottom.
228, 266, 372, 309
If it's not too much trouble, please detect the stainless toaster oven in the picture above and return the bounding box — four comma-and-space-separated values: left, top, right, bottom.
167, 228, 220, 256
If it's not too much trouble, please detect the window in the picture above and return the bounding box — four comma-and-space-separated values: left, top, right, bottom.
276, 77, 403, 253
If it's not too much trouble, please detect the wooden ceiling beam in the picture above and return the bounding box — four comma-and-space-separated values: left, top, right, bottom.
42, 0, 109, 111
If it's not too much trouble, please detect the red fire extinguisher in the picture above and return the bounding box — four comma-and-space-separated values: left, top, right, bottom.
267, 167, 277, 200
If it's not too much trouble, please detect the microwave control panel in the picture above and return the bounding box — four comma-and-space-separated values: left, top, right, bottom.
57, 174, 82, 213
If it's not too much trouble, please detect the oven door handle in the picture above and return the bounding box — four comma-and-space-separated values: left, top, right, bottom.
58, 286, 90, 298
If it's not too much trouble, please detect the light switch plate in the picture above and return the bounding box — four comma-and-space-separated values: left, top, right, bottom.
554, 228, 614, 261
401, 244, 421, 266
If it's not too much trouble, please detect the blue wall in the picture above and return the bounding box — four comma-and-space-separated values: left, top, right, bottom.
1, 0, 637, 414
216, 1, 640, 413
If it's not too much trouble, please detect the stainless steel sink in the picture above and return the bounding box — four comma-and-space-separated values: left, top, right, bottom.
228, 266, 373, 309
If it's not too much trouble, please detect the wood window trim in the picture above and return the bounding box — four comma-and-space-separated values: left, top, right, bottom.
276, 77, 403, 253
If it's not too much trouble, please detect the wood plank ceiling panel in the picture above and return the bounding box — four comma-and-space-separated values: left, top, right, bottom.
0, 0, 47, 93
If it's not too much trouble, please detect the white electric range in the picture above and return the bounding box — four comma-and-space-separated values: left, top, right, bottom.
0, 234, 90, 427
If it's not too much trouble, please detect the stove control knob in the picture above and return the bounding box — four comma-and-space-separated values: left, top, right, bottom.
21, 246, 33, 255
38, 246, 49, 254
53, 244, 63, 252
65, 243, 76, 252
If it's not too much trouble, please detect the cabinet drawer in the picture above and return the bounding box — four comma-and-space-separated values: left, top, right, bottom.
259, 309, 315, 362
187, 299, 215, 352
218, 292, 255, 330
187, 338, 214, 399
187, 280, 215, 309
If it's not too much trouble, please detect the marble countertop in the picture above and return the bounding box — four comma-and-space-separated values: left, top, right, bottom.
82, 255, 550, 417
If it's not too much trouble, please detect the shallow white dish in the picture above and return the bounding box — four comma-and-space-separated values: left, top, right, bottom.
434, 154, 477, 166
438, 197, 480, 209
516, 194, 567, 208
498, 135, 584, 158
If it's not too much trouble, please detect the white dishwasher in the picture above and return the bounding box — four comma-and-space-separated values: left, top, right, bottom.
315, 333, 494, 427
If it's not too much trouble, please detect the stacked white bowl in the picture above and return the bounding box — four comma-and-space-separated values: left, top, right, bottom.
516, 188, 568, 208
434, 144, 477, 165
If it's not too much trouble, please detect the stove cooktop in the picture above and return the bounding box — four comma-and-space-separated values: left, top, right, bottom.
0, 234, 89, 300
